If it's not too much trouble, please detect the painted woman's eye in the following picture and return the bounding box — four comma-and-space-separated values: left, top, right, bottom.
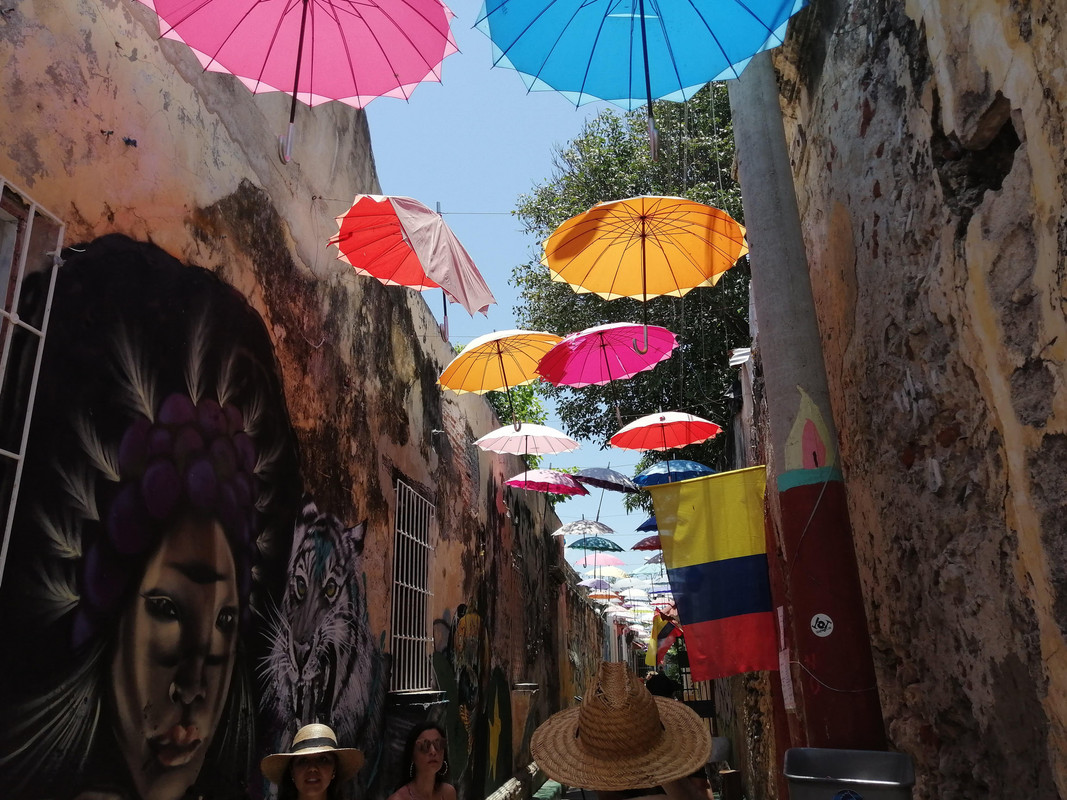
144, 593, 179, 621
216, 606, 237, 633
294, 575, 307, 601
323, 578, 338, 600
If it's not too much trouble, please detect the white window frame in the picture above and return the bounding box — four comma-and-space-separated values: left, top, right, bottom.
390, 478, 436, 691
0, 177, 64, 588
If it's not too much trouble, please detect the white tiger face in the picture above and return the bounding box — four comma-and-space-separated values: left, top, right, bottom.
263, 499, 374, 741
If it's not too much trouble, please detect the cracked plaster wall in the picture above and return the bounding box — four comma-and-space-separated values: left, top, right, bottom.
1, 0, 603, 784
773, 0, 1067, 795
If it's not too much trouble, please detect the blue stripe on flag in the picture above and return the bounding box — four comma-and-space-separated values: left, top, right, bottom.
667, 554, 772, 623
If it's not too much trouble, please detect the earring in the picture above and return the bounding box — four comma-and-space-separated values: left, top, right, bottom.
439, 760, 448, 775
409, 763, 415, 778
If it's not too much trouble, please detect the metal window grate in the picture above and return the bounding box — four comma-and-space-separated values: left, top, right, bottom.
0, 177, 64, 589
390, 478, 436, 691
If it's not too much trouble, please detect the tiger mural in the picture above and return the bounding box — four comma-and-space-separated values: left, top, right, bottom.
261, 496, 389, 797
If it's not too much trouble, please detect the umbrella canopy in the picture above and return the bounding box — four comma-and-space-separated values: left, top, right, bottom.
585, 565, 627, 579
574, 467, 641, 494
632, 534, 662, 551
578, 578, 610, 590
630, 563, 661, 576
505, 469, 589, 495
610, 411, 723, 452
542, 197, 747, 351
537, 322, 677, 387
552, 519, 615, 538
332, 195, 495, 317
633, 459, 715, 487
475, 423, 579, 455
614, 577, 651, 591
645, 552, 664, 564
567, 536, 624, 553
139, 0, 459, 161
636, 515, 658, 532
576, 552, 624, 567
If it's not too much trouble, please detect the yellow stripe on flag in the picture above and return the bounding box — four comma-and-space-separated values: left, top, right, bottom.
649, 465, 767, 568
646, 613, 665, 667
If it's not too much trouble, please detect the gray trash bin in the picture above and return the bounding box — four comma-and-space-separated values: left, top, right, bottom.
783, 748, 915, 800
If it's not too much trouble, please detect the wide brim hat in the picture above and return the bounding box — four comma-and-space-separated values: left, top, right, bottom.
531, 662, 711, 791
261, 723, 365, 784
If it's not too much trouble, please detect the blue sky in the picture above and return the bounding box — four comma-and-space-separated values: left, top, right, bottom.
364, 0, 653, 573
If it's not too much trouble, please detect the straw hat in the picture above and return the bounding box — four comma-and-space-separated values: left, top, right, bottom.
531, 662, 711, 791
261, 723, 365, 784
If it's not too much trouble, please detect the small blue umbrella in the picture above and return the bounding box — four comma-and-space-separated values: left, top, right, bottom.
633, 459, 714, 487
636, 515, 658, 532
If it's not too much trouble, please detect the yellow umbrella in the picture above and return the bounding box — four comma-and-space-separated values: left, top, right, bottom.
542, 196, 747, 352
438, 329, 562, 427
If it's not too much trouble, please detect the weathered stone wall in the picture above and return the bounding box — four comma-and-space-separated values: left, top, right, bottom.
0, 2, 603, 799
774, 0, 1067, 795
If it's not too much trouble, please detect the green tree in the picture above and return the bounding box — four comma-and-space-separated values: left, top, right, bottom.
512, 84, 748, 480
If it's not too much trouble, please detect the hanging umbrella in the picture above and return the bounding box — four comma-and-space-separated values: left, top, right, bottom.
138, 0, 459, 162
585, 565, 627, 579
576, 552, 624, 567
630, 563, 661, 576
474, 0, 808, 157
331, 196, 495, 331
505, 469, 588, 495
610, 411, 723, 451
632, 534, 662, 551
578, 578, 610, 590
438, 330, 561, 428
537, 323, 678, 386
552, 519, 615, 538
636, 515, 658, 532
475, 423, 579, 455
542, 197, 747, 351
574, 467, 641, 494
613, 577, 651, 591
645, 553, 664, 564
633, 459, 714, 487
567, 536, 624, 553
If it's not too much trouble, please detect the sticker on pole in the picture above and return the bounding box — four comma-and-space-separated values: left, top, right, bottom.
810, 613, 834, 637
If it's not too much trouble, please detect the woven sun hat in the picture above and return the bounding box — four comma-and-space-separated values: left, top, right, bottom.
531, 662, 711, 791
261, 723, 365, 784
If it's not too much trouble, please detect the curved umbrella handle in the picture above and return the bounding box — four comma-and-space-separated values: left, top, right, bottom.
632, 324, 650, 354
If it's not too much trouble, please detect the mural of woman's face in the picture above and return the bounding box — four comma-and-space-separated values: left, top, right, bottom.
111, 516, 239, 800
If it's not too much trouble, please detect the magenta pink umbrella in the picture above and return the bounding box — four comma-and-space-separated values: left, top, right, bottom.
504, 469, 589, 495
576, 552, 625, 567
137, 0, 459, 161
537, 322, 678, 387
609, 411, 722, 452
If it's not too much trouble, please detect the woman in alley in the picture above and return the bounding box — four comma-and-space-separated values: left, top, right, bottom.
388, 722, 457, 800
261, 723, 364, 800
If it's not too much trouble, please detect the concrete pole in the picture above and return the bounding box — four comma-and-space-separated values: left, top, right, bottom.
728, 52, 886, 750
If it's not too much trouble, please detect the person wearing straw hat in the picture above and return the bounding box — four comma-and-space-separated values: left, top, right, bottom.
531, 662, 711, 800
261, 723, 364, 800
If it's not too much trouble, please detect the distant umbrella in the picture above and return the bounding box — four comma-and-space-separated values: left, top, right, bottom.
505, 469, 588, 495
610, 411, 722, 452
475, 423, 580, 455
636, 515, 658, 532
645, 552, 664, 564
584, 566, 627, 579
633, 460, 715, 487
552, 519, 614, 538
578, 578, 610, 590
632, 534, 661, 551
576, 552, 624, 567
574, 466, 641, 494
567, 535, 624, 553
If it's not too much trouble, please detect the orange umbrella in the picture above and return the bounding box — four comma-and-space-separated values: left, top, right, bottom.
542, 196, 747, 352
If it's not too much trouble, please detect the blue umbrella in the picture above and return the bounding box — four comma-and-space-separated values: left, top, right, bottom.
476, 0, 808, 154
636, 514, 658, 532
633, 459, 714, 487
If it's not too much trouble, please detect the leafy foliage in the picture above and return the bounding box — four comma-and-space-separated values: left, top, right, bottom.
511, 84, 748, 480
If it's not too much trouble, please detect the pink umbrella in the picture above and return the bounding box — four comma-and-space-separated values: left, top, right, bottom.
137, 0, 459, 161
576, 552, 625, 567
505, 469, 589, 495
475, 423, 580, 456
537, 322, 678, 387
609, 411, 722, 452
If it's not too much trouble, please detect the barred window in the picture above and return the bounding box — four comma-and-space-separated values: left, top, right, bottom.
390, 478, 436, 691
0, 178, 64, 586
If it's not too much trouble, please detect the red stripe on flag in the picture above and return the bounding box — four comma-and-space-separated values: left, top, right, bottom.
684, 612, 778, 682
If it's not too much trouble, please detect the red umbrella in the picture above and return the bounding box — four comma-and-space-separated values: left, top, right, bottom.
632, 534, 661, 551
609, 411, 722, 452
137, 0, 459, 161
505, 469, 588, 496
332, 195, 496, 321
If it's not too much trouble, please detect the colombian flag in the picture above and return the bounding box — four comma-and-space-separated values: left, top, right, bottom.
648, 465, 777, 681
645, 609, 682, 667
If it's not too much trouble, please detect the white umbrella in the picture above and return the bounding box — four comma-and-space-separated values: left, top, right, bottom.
475, 422, 580, 455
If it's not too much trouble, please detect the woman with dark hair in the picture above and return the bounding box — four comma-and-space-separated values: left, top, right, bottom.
388, 723, 456, 800
261, 723, 363, 800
